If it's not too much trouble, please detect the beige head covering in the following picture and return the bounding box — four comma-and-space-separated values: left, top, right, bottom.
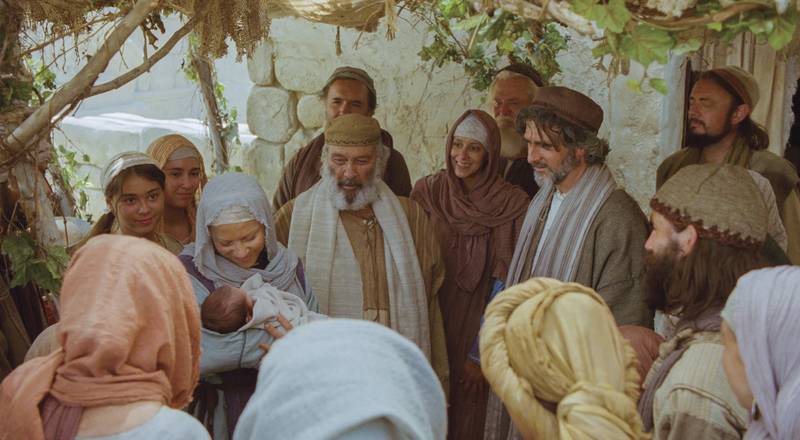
322, 66, 376, 98
709, 66, 759, 110
651, 163, 768, 251
480, 277, 645, 439
145, 135, 208, 243
324, 114, 382, 147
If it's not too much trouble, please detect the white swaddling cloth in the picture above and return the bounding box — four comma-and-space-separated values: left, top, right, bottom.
237, 274, 326, 332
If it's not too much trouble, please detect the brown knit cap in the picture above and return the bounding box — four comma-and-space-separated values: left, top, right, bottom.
496, 63, 545, 87
530, 87, 603, 134
324, 114, 382, 147
650, 164, 768, 251
322, 66, 376, 98
707, 66, 759, 110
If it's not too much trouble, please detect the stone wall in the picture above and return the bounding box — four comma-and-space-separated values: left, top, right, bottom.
246, 14, 672, 210
54, 11, 800, 221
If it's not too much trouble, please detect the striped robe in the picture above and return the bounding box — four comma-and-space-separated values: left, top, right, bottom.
274, 196, 450, 394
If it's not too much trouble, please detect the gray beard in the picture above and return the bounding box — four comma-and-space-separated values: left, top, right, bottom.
321, 165, 381, 211
531, 149, 578, 187
499, 126, 527, 159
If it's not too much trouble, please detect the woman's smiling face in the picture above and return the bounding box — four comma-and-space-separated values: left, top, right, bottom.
209, 219, 266, 269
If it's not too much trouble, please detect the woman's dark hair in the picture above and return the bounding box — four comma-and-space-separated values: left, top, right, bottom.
71, 164, 165, 253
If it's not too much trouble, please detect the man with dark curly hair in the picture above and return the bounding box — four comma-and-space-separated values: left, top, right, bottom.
484, 86, 652, 440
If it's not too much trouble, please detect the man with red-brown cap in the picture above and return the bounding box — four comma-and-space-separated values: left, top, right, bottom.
483, 86, 652, 440
657, 66, 800, 263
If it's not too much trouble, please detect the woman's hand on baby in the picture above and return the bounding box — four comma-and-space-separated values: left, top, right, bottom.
258, 314, 294, 355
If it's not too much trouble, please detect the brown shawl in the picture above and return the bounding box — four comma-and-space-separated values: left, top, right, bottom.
0, 235, 202, 440
411, 109, 530, 292
146, 134, 208, 243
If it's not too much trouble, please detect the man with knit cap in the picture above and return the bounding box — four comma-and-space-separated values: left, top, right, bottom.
273, 113, 449, 392
484, 86, 652, 440
271, 66, 411, 212
638, 163, 770, 440
657, 66, 800, 263
486, 63, 545, 198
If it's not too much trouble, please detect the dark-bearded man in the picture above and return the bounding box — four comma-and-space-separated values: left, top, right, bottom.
656, 66, 800, 264
273, 113, 449, 393
638, 163, 770, 440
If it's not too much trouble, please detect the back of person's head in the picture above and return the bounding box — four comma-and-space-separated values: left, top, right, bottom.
721, 266, 800, 439
234, 319, 446, 440
648, 164, 769, 320
201, 285, 249, 333
0, 235, 201, 440
480, 277, 645, 440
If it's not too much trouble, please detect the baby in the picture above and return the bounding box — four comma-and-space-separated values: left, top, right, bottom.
201, 274, 324, 334
201, 285, 255, 334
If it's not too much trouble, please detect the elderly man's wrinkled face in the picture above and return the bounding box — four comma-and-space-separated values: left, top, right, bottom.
323, 144, 381, 211
491, 77, 534, 128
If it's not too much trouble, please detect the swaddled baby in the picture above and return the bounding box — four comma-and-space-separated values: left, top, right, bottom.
201, 274, 325, 334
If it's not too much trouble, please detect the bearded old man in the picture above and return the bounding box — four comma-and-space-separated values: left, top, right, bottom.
271, 66, 411, 213
273, 114, 449, 392
484, 86, 652, 440
656, 66, 800, 263
486, 63, 544, 199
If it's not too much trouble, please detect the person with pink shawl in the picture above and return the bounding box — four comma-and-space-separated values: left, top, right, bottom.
0, 235, 208, 440
720, 266, 800, 440
410, 109, 529, 440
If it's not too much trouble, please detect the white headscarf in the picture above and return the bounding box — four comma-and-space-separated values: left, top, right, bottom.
722, 266, 800, 440
233, 319, 447, 440
453, 114, 490, 150
101, 151, 160, 194
180, 172, 305, 299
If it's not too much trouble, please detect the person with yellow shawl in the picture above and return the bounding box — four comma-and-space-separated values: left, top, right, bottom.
656, 66, 800, 264
480, 277, 646, 440
146, 134, 207, 244
0, 235, 209, 440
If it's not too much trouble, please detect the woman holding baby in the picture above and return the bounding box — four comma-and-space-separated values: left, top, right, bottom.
178, 172, 318, 440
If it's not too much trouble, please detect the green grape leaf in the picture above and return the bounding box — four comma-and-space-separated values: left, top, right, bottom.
671, 38, 702, 55
649, 78, 669, 95
618, 25, 674, 66
627, 80, 643, 93
571, 0, 632, 33
768, 8, 797, 50
451, 14, 484, 30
